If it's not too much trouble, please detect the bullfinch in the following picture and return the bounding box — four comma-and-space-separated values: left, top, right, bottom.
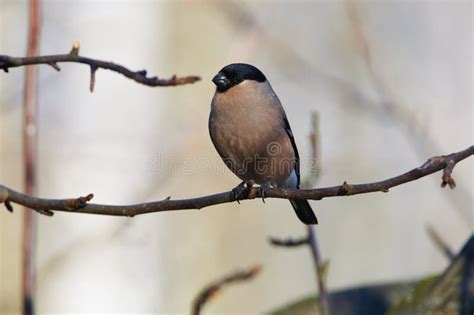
209, 63, 318, 225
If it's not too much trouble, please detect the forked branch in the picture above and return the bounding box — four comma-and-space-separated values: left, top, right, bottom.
0, 42, 201, 92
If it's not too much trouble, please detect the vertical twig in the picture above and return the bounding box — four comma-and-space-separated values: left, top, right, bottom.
296, 111, 330, 315
306, 112, 330, 315
303, 112, 321, 188
269, 227, 330, 315
307, 226, 330, 315
23, 0, 41, 314
305, 112, 330, 315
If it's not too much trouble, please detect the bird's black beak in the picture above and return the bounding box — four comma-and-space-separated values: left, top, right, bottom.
212, 73, 230, 91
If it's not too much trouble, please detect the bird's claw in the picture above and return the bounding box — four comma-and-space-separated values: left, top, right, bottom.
259, 183, 273, 203
231, 181, 251, 204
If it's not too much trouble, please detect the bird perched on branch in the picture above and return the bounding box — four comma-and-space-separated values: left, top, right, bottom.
209, 63, 318, 225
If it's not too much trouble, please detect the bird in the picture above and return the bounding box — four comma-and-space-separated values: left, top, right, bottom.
208, 63, 318, 225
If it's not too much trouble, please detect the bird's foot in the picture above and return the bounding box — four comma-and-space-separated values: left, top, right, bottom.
231, 181, 254, 204
259, 182, 274, 203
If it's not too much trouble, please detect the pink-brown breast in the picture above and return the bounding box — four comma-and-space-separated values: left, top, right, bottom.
209, 80, 295, 184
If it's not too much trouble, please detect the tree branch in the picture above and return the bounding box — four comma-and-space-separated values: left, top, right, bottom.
426, 225, 455, 260
22, 0, 41, 313
270, 226, 331, 315
0, 41, 201, 91
269, 236, 308, 247
0, 146, 472, 217
191, 265, 261, 315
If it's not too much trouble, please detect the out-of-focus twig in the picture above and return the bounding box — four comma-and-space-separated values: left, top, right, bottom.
307, 226, 330, 315
426, 225, 455, 260
191, 265, 261, 315
269, 236, 308, 247
346, 0, 423, 134
214, 1, 381, 113
269, 226, 330, 315
22, 0, 41, 314
270, 227, 331, 315
345, 0, 473, 223
0, 42, 201, 92
305, 111, 329, 315
303, 112, 321, 188
271, 113, 331, 315
386, 235, 474, 315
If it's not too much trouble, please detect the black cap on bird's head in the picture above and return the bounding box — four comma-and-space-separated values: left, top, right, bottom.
212, 63, 267, 93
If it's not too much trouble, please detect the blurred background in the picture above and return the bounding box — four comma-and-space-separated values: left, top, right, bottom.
0, 0, 472, 314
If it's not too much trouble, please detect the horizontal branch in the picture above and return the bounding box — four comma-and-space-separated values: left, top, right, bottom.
0, 41, 201, 91
269, 236, 309, 247
0, 145, 472, 217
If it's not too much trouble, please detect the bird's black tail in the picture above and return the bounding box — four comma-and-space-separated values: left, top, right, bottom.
289, 199, 318, 225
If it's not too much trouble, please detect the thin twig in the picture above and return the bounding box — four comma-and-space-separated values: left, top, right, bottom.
303, 112, 321, 188
269, 236, 308, 247
22, 0, 41, 314
272, 112, 330, 314
307, 226, 330, 315
345, 1, 472, 224
0, 146, 472, 217
191, 265, 261, 315
214, 1, 381, 114
426, 225, 455, 260
305, 112, 330, 315
270, 227, 331, 315
0, 42, 201, 91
